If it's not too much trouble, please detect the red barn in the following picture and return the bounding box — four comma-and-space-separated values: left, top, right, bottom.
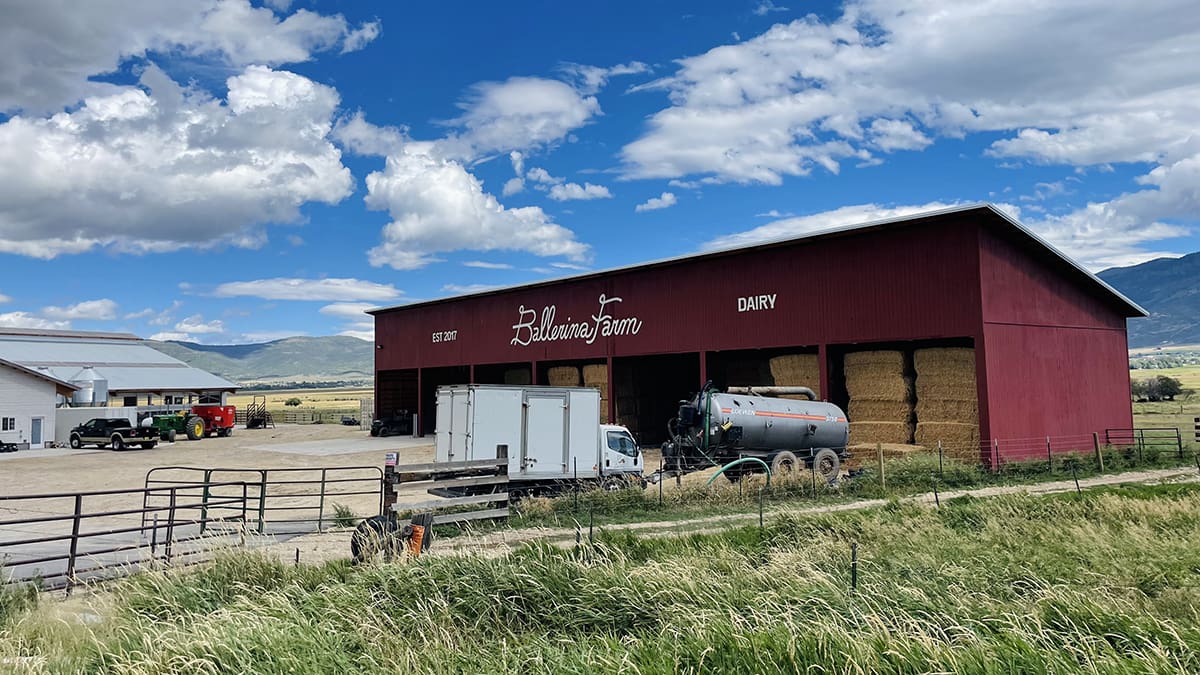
370, 204, 1143, 463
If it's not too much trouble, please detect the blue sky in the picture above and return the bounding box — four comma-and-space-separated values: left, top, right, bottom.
1, 0, 1198, 343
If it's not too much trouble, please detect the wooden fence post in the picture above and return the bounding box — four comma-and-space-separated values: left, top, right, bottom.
1093, 432, 1104, 472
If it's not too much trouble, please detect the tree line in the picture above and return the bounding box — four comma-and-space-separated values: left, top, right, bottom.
1131, 375, 1194, 401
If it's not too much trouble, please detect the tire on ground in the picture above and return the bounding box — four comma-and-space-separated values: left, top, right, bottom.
351, 515, 400, 564
812, 448, 841, 484
186, 417, 205, 440
167, 429, 177, 443
69, 434, 82, 449
110, 434, 125, 451
770, 450, 799, 476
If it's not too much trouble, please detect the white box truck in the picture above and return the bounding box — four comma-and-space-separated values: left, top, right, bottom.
434, 384, 643, 493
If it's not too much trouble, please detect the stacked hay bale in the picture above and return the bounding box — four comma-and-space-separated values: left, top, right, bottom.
546, 366, 581, 387
913, 348, 980, 449
581, 364, 609, 419
768, 353, 821, 398
844, 350, 915, 444
613, 367, 639, 435
502, 368, 531, 385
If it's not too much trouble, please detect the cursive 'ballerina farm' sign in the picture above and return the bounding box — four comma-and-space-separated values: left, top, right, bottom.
510, 294, 643, 347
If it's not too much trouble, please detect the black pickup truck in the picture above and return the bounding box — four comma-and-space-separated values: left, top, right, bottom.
69, 418, 158, 450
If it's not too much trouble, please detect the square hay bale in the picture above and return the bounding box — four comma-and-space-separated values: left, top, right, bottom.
913, 347, 975, 373
844, 350, 905, 369
503, 368, 531, 385
582, 364, 608, 384
585, 382, 610, 399
849, 421, 914, 445
915, 422, 980, 449
914, 381, 977, 402
844, 372, 914, 401
769, 353, 821, 397
915, 398, 979, 424
844, 442, 926, 469
848, 399, 915, 423
547, 366, 581, 387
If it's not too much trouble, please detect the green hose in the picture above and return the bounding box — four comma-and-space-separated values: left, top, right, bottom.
705, 457, 772, 486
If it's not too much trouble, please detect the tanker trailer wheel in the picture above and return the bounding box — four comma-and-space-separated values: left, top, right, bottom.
770, 451, 799, 476
351, 515, 401, 563
812, 448, 841, 484
185, 417, 205, 440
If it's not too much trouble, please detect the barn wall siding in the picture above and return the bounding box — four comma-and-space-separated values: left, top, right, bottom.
0, 365, 58, 448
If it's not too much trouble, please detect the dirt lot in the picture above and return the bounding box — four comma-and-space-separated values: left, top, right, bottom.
0, 424, 433, 497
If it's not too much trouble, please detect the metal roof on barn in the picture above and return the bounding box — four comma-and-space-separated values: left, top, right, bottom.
369, 203, 1146, 318
0, 329, 238, 393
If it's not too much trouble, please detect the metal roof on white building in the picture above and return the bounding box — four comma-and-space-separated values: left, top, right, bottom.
0, 329, 237, 393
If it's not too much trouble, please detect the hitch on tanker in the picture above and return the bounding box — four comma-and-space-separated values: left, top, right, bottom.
656, 382, 850, 484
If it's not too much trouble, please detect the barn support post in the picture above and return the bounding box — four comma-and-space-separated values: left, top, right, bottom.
469, 364, 475, 384
817, 343, 829, 401
416, 368, 423, 437
606, 357, 615, 424
530, 361, 538, 385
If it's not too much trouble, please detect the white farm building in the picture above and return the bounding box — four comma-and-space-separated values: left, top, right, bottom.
0, 328, 237, 449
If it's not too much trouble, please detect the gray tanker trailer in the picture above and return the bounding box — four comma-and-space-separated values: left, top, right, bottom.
660, 384, 850, 482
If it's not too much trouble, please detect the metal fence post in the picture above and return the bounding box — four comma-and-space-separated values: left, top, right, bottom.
937, 441, 944, 479
65, 494, 82, 594
658, 455, 663, 507
150, 515, 159, 559
200, 469, 212, 535
1046, 436, 1053, 471
165, 487, 177, 563
992, 439, 1000, 473
876, 443, 885, 490
573, 458, 578, 513
317, 468, 328, 530
257, 470, 267, 534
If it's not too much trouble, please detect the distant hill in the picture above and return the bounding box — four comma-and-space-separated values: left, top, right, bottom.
148, 336, 373, 386
1098, 252, 1200, 348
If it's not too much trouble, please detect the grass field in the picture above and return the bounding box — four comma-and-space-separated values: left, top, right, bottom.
4, 483, 1200, 672
227, 388, 373, 416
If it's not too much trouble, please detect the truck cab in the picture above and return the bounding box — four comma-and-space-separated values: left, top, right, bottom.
600, 424, 642, 475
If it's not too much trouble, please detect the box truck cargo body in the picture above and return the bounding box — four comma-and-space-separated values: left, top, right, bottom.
434, 385, 642, 483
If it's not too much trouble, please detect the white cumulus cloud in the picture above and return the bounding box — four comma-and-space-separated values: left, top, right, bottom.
0, 312, 71, 330
175, 314, 225, 334
548, 182, 612, 201
42, 299, 118, 321
635, 192, 678, 212
0, 64, 352, 259
0, 0, 380, 114
214, 278, 403, 302
360, 142, 589, 270
318, 302, 379, 319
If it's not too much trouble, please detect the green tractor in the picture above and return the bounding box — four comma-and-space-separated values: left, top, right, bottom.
148, 412, 206, 443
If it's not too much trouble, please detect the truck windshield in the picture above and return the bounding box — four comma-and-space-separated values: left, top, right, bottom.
606, 431, 638, 457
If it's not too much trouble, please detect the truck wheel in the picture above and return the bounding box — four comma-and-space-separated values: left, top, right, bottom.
186, 417, 204, 440
110, 434, 125, 451
813, 448, 841, 484
69, 434, 82, 449
770, 451, 799, 476
602, 477, 627, 492
224, 426, 233, 438
351, 516, 400, 563
167, 429, 177, 443
379, 426, 391, 438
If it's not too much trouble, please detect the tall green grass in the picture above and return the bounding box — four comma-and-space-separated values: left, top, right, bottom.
3, 484, 1200, 673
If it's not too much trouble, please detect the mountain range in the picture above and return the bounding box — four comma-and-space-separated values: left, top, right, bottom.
149, 336, 374, 386
1098, 252, 1200, 348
